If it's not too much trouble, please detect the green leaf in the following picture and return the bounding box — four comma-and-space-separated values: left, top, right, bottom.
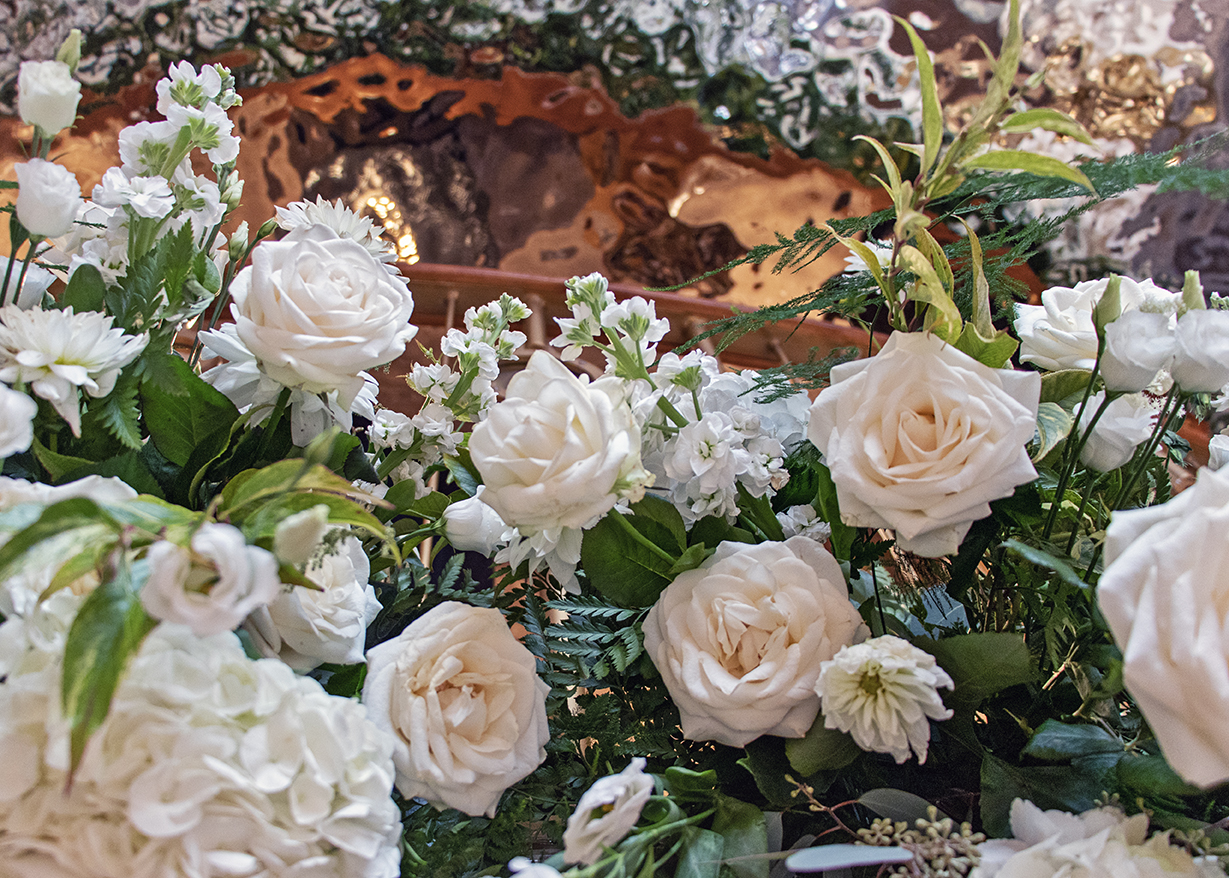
980, 752, 1119, 836
1116, 753, 1202, 797
953, 321, 1019, 370
96, 371, 143, 450
627, 494, 688, 553
712, 796, 768, 878
241, 491, 393, 546
859, 788, 950, 823
443, 450, 481, 496
1001, 539, 1087, 591
1023, 720, 1122, 761
662, 767, 719, 801
160, 224, 196, 312
0, 498, 120, 582
63, 450, 163, 498
401, 489, 452, 521
1000, 108, 1095, 145
140, 352, 239, 466
580, 510, 677, 607
221, 460, 387, 519
1031, 402, 1075, 463
895, 16, 943, 176
851, 136, 903, 196
785, 720, 862, 776
897, 245, 962, 340
963, 149, 1095, 194
667, 543, 713, 578
687, 515, 756, 551
1039, 369, 1094, 405
61, 552, 157, 776
921, 631, 1036, 707
30, 436, 92, 482
61, 264, 108, 313
812, 461, 855, 561
675, 827, 724, 878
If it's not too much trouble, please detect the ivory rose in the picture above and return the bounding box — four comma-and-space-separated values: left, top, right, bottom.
141, 523, 280, 636
642, 537, 867, 747
17, 59, 81, 135
227, 225, 416, 406
1078, 392, 1155, 472
362, 601, 550, 817
469, 350, 648, 533
807, 331, 1040, 557
1097, 466, 1229, 787
562, 758, 654, 865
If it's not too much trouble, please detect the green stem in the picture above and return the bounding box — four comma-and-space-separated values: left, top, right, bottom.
1041, 358, 1103, 540
2, 244, 37, 308
1110, 384, 1184, 513
609, 509, 676, 565
256, 386, 293, 460
1063, 471, 1106, 556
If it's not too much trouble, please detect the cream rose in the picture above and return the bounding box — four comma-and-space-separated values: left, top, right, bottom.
807, 331, 1040, 557
563, 758, 654, 865
228, 225, 416, 407
141, 523, 281, 636
1097, 466, 1229, 788
1100, 310, 1175, 393
244, 536, 380, 671
643, 538, 867, 747
14, 159, 83, 238
17, 59, 81, 135
469, 350, 648, 533
362, 601, 550, 817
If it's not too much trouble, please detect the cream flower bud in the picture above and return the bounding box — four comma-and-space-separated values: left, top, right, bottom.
14, 159, 83, 238
1100, 311, 1174, 392
17, 60, 81, 135
442, 494, 508, 555
1078, 393, 1155, 472
272, 503, 331, 565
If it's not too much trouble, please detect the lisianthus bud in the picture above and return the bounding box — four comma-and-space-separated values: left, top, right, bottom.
17, 60, 81, 136
1100, 310, 1174, 392
272, 503, 330, 565
1171, 310, 1229, 392
1181, 270, 1205, 314
55, 29, 83, 73
14, 159, 83, 238
1091, 274, 1122, 336
441, 494, 508, 555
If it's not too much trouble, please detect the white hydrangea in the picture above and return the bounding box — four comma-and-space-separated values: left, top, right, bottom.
0, 620, 402, 878
816, 635, 954, 764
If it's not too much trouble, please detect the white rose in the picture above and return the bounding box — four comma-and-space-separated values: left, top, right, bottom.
643, 537, 867, 747
141, 523, 280, 636
1097, 466, 1229, 787
14, 159, 83, 238
0, 474, 137, 511
245, 536, 380, 670
0, 386, 36, 457
469, 350, 648, 532
442, 493, 508, 555
271, 503, 330, 565
562, 758, 654, 865
362, 601, 550, 817
229, 225, 416, 406
17, 60, 81, 135
1208, 434, 1229, 471
1171, 309, 1229, 393
1100, 310, 1174, 392
807, 331, 1040, 557
1078, 392, 1156, 472
1014, 277, 1176, 372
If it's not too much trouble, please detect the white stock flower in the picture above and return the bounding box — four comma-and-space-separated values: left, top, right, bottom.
226, 225, 416, 406
141, 523, 280, 637
563, 758, 654, 865
1171, 309, 1229, 393
1100, 310, 1175, 392
272, 503, 331, 565
0, 386, 36, 458
14, 159, 83, 238
1014, 276, 1177, 372
362, 601, 550, 817
776, 504, 832, 543
971, 799, 1219, 878
245, 536, 380, 671
17, 59, 81, 135
1, 263, 54, 309
0, 306, 148, 435
1097, 466, 1229, 787
470, 349, 649, 536
275, 196, 394, 264
643, 537, 867, 747
442, 493, 509, 555
93, 168, 175, 219
1078, 392, 1156, 472
808, 331, 1040, 557
155, 60, 223, 114
816, 635, 953, 764
0, 623, 402, 878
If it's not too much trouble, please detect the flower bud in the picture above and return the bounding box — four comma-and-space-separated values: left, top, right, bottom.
1172, 309, 1229, 392
17, 60, 81, 136
1181, 269, 1206, 314
441, 494, 507, 555
1092, 274, 1122, 336
55, 29, 83, 73
1099, 310, 1174, 392
14, 159, 83, 238
273, 503, 330, 565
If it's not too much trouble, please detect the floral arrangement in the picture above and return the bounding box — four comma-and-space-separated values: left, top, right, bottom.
4, 6, 1229, 878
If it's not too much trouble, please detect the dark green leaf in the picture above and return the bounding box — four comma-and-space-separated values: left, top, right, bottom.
61, 264, 108, 313
667, 543, 714, 577
160, 224, 196, 311
62, 450, 163, 498
812, 462, 855, 561
688, 515, 756, 551
712, 796, 768, 878
95, 370, 143, 450
626, 494, 687, 552
785, 720, 862, 775
1001, 539, 1087, 591
30, 436, 92, 481
921, 631, 1036, 707
674, 827, 723, 878
953, 321, 1018, 370
580, 510, 678, 607
1116, 753, 1202, 797
444, 449, 481, 496
980, 752, 1120, 836
140, 352, 239, 466
1022, 720, 1122, 761
61, 552, 157, 776
1039, 370, 1094, 405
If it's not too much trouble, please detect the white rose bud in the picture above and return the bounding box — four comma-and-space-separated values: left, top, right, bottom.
643, 537, 868, 747
562, 758, 654, 865
441, 494, 508, 554
1078, 392, 1157, 472
14, 159, 83, 238
1099, 310, 1174, 392
1171, 309, 1229, 393
362, 601, 550, 817
0, 385, 37, 457
17, 60, 81, 135
141, 523, 280, 636
272, 503, 330, 565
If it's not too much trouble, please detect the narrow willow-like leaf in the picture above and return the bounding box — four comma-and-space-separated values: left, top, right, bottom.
964, 149, 1095, 194
895, 17, 942, 176
1000, 108, 1095, 145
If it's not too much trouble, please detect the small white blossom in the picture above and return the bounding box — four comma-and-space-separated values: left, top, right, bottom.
563, 758, 654, 865
817, 635, 954, 764
93, 167, 175, 219
777, 504, 833, 543
0, 306, 147, 435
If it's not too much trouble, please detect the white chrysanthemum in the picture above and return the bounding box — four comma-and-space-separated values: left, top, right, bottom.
275, 195, 394, 263
0, 621, 402, 878
0, 306, 147, 435
817, 635, 954, 764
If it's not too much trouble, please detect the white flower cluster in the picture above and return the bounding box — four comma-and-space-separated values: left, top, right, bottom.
552, 272, 668, 373
641, 355, 808, 524
0, 615, 403, 878
57, 61, 241, 284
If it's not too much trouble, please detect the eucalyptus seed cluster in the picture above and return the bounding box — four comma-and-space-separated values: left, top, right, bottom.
856, 807, 985, 878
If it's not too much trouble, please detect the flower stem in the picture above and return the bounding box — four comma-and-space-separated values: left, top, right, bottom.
1041, 359, 1103, 540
